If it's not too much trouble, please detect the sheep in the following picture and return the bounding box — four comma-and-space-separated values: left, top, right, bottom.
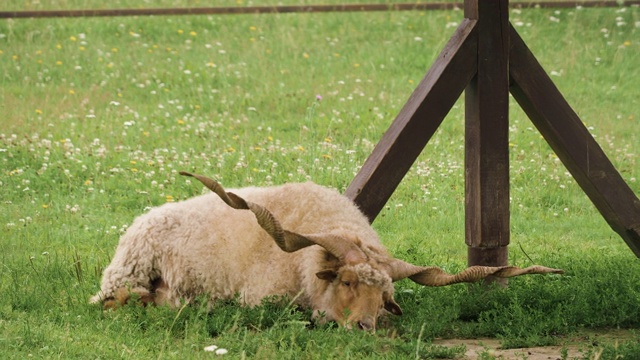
90, 171, 562, 330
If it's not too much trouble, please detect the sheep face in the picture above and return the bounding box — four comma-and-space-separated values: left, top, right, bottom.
314, 263, 402, 331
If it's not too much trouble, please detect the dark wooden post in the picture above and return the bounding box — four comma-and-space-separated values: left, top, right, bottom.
464, 0, 510, 268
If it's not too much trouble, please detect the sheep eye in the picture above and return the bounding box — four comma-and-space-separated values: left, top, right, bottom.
342, 281, 351, 287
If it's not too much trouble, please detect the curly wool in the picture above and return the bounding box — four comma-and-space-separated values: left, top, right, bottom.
344, 263, 394, 294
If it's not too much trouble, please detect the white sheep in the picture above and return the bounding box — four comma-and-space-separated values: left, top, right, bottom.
91, 172, 562, 330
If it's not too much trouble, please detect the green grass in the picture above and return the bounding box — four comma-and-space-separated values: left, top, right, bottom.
1, 3, 639, 359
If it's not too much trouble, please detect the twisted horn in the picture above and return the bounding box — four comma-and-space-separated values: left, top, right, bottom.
179, 171, 248, 209
180, 171, 366, 263
388, 259, 563, 286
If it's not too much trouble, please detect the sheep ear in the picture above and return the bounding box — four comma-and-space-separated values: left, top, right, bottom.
316, 270, 338, 281
385, 302, 403, 316
384, 296, 403, 316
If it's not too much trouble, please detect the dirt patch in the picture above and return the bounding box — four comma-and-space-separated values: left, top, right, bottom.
432, 329, 636, 360
433, 338, 580, 360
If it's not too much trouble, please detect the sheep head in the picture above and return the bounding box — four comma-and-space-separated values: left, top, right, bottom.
310, 262, 401, 330
180, 172, 563, 331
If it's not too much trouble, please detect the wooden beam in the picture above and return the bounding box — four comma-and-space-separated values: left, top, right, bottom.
509, 24, 640, 257
2, 1, 640, 19
345, 18, 478, 222
464, 0, 511, 268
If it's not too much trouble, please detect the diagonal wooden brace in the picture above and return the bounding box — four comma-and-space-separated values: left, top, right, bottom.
345, 18, 478, 222
509, 25, 640, 257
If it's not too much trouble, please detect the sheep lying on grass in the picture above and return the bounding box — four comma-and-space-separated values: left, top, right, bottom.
91, 172, 562, 330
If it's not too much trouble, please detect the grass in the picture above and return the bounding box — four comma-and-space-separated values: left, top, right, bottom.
1, 2, 639, 359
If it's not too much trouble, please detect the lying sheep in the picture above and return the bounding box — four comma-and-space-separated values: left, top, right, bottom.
91, 172, 562, 330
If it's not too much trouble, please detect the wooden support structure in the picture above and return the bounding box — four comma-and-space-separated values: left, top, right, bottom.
345, 0, 640, 263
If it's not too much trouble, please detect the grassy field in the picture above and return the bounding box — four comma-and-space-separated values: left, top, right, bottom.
1, 2, 639, 359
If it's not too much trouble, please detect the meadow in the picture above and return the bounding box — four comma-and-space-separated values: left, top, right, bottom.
1, 2, 639, 359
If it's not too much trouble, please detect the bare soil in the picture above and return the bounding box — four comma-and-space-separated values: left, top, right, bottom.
431, 329, 636, 360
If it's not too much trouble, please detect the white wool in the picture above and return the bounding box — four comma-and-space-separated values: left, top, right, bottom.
92, 181, 392, 312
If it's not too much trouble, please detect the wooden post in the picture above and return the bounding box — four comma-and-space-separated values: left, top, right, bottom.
464, 0, 510, 269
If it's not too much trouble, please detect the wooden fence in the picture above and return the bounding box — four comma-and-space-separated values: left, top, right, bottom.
2, 1, 639, 19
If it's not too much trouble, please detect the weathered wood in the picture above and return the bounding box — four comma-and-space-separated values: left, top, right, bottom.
2, 1, 639, 19
508, 24, 640, 257
464, 0, 511, 267
345, 19, 478, 222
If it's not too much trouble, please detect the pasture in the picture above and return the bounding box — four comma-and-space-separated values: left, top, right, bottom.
1, 1, 639, 358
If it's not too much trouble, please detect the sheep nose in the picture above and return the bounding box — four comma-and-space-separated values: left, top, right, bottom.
357, 320, 374, 331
